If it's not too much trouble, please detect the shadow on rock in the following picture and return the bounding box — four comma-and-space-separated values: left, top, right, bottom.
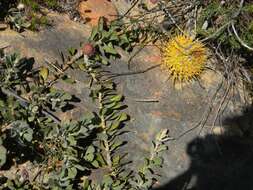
154, 106, 253, 190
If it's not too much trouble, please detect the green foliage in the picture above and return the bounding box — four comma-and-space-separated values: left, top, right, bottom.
2, 0, 54, 32
0, 24, 170, 189
87, 17, 139, 65
29, 14, 49, 31
0, 52, 93, 189
5, 8, 31, 32
197, 0, 253, 51
5, 5, 50, 32
23, 0, 58, 10
21, 0, 39, 11
43, 0, 58, 9
21, 0, 59, 10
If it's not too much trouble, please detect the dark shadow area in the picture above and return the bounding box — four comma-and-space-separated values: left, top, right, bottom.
0, 0, 17, 21
154, 106, 253, 190
61, 94, 81, 112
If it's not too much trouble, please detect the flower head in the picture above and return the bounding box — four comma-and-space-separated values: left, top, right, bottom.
82, 43, 95, 57
162, 34, 207, 82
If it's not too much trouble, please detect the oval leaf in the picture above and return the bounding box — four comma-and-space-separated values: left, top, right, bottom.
39, 67, 49, 81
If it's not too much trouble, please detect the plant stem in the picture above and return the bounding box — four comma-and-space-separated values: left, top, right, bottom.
150, 141, 159, 161
98, 92, 112, 169
47, 50, 84, 87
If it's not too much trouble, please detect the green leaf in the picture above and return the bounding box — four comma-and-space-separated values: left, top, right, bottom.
157, 144, 168, 152
68, 167, 77, 179
22, 127, 33, 142
0, 145, 7, 167
91, 160, 99, 168
109, 121, 120, 132
110, 141, 124, 152
96, 153, 106, 166
119, 34, 129, 43
98, 17, 105, 32
112, 155, 120, 165
141, 178, 153, 189
103, 175, 113, 186
90, 26, 98, 40
143, 158, 149, 167
156, 129, 169, 141
68, 47, 76, 56
110, 95, 123, 102
39, 67, 49, 81
101, 56, 109, 65
97, 133, 108, 141
61, 93, 72, 101
152, 157, 163, 167
105, 101, 118, 109
117, 113, 128, 122
109, 32, 119, 41
103, 43, 118, 55
101, 30, 111, 40
67, 135, 76, 146
74, 164, 85, 171
86, 145, 95, 154
78, 63, 87, 71
31, 105, 39, 113
85, 146, 95, 162
106, 110, 118, 121
81, 176, 91, 189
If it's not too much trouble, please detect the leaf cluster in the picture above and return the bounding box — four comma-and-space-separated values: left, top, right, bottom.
0, 40, 170, 189
197, 0, 253, 51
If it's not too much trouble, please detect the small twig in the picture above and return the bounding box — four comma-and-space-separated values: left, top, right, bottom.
1, 123, 13, 133
107, 64, 161, 79
231, 22, 253, 51
200, 22, 231, 43
45, 59, 64, 74
210, 80, 231, 133
31, 166, 43, 182
127, 40, 149, 69
47, 50, 84, 87
169, 79, 224, 141
118, 0, 140, 20
198, 79, 224, 136
232, 0, 245, 18
0, 43, 10, 50
201, 0, 245, 44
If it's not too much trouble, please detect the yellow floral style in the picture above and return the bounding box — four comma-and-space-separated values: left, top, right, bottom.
162, 34, 207, 82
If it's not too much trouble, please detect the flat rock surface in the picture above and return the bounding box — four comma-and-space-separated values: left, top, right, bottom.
0, 12, 91, 65
1, 11, 252, 190
78, 0, 118, 26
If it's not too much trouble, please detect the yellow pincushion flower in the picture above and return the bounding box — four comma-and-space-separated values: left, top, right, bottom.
162, 34, 207, 82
